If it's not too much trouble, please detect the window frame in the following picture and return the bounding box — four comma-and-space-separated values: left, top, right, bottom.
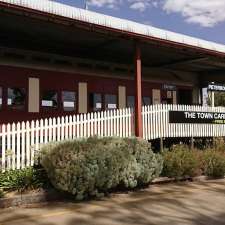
41, 90, 59, 110
7, 87, 27, 111
89, 92, 103, 112
61, 90, 77, 112
127, 95, 135, 108
142, 96, 151, 106
104, 94, 118, 111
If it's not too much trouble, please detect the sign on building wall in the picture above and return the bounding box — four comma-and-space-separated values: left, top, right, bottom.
169, 111, 225, 124
162, 84, 177, 91
208, 83, 225, 92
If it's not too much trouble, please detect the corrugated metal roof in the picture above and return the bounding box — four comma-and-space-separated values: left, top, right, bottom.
1, 0, 225, 55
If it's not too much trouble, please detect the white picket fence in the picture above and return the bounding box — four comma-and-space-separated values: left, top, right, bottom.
0, 108, 133, 172
1, 104, 225, 172
142, 104, 225, 140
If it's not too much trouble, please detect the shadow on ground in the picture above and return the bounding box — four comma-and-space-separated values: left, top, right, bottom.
1, 180, 225, 225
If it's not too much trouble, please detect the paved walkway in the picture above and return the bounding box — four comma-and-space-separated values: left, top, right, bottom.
1, 179, 225, 225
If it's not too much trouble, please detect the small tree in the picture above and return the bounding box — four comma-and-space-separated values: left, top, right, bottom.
214, 92, 225, 106
207, 92, 225, 107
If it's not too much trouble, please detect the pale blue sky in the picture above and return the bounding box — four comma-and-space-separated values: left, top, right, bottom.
54, 0, 225, 45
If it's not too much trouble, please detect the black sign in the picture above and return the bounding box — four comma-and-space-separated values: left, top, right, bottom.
208, 84, 225, 92
162, 84, 177, 91
169, 111, 225, 124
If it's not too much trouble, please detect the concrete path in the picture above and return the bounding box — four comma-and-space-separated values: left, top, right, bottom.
1, 180, 225, 225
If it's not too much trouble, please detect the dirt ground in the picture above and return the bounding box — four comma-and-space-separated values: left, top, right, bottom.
1, 179, 225, 225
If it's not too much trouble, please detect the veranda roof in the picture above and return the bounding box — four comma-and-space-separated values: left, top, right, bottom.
0, 0, 225, 57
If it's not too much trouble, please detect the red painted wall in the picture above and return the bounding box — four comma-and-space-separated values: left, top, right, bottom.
0, 65, 193, 123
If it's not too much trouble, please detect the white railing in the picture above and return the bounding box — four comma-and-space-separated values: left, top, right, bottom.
2, 104, 225, 172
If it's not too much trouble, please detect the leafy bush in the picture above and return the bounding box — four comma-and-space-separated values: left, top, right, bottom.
162, 145, 202, 179
202, 150, 225, 178
213, 137, 225, 152
0, 167, 49, 192
40, 137, 163, 200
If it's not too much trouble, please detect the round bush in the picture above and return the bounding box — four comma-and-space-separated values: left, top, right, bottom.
40, 137, 163, 200
203, 150, 225, 178
162, 145, 202, 179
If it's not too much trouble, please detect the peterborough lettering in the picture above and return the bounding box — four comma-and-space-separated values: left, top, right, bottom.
208, 84, 225, 92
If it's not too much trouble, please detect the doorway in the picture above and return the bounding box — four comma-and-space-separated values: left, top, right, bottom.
178, 89, 192, 105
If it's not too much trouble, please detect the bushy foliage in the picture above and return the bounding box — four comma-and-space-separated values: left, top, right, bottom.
40, 137, 163, 200
162, 145, 202, 179
213, 137, 225, 152
202, 149, 225, 178
0, 167, 48, 192
208, 92, 225, 107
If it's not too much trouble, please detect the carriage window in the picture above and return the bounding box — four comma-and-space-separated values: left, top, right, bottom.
127, 96, 135, 108
62, 91, 76, 112
105, 94, 117, 110
142, 97, 151, 106
42, 90, 58, 108
89, 93, 102, 112
7, 87, 26, 110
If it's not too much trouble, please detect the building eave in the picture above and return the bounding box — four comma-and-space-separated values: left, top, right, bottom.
0, 0, 225, 59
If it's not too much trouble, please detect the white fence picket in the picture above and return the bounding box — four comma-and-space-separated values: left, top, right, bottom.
106, 111, 109, 137
82, 114, 85, 138
26, 121, 30, 167
11, 123, 16, 170
87, 114, 90, 137
61, 117, 65, 140
21, 122, 25, 169
65, 116, 69, 140
6, 123, 11, 170
16, 123, 21, 170
44, 119, 48, 144
1, 125, 6, 172
49, 118, 53, 142
35, 120, 40, 161
72, 115, 76, 138
30, 121, 35, 166
52, 118, 56, 141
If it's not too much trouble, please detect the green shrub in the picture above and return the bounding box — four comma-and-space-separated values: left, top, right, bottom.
213, 137, 225, 152
0, 167, 49, 192
202, 150, 225, 178
162, 145, 202, 179
40, 137, 163, 200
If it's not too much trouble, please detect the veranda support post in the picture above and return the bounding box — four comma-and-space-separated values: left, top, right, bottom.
134, 42, 143, 138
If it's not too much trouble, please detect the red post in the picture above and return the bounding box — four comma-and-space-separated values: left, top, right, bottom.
135, 42, 143, 137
